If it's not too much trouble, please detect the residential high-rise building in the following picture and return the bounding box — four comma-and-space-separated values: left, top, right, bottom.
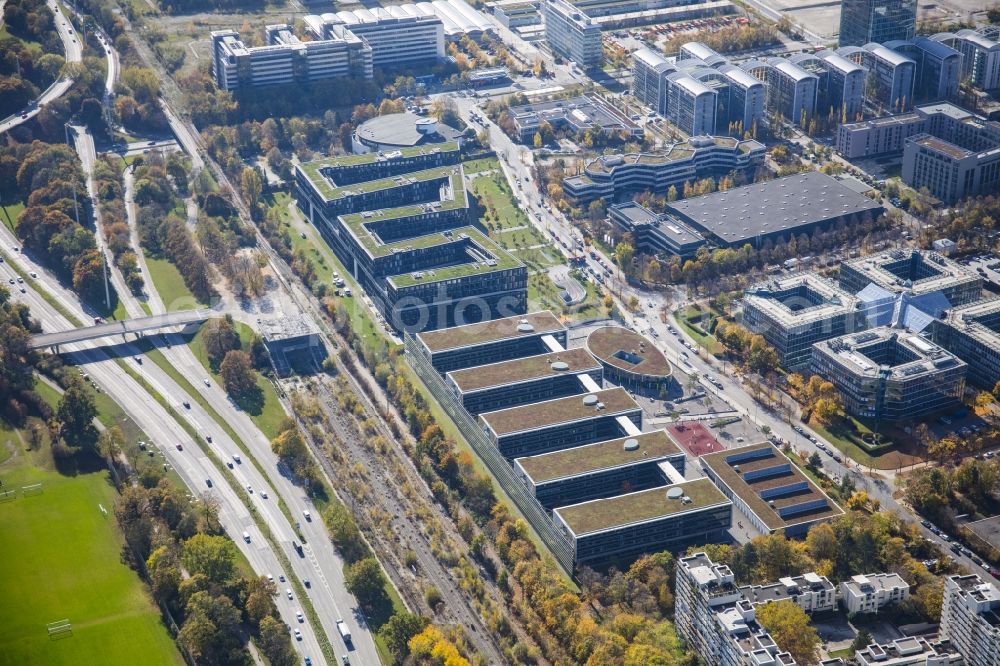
838, 0, 916, 47
838, 43, 916, 113
760, 58, 818, 124
887, 37, 963, 102
932, 29, 1000, 92
542, 0, 602, 68
941, 574, 1000, 666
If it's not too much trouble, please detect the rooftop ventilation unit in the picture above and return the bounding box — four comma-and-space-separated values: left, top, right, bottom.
582, 394, 599, 406
623, 438, 640, 451
551, 361, 569, 371
667, 487, 684, 500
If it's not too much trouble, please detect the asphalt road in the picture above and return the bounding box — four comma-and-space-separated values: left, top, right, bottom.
0, 0, 82, 135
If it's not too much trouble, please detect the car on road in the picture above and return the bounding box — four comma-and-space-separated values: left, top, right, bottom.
29, 271, 36, 278
16, 277, 22, 284
296, 610, 303, 623
206, 479, 212, 487
293, 629, 301, 641
203, 378, 211, 387
205, 435, 212, 443
233, 453, 241, 463
286, 588, 293, 600
175, 443, 182, 451
973, 555, 984, 566
133, 355, 142, 364
304, 658, 311, 666
18, 287, 24, 293
246, 485, 253, 493
921, 520, 932, 528
226, 461, 234, 469
260, 490, 268, 499
243, 531, 251, 543
7, 279, 12, 285
303, 509, 312, 521
182, 401, 190, 409
342, 656, 350, 665
303, 578, 311, 587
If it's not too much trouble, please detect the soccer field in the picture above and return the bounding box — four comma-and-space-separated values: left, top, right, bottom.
0, 427, 184, 666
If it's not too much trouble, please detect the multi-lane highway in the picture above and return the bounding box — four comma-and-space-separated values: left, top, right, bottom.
0, 217, 382, 663
0, 244, 327, 661
0, 0, 82, 135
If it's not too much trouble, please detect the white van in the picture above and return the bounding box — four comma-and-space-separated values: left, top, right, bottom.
243, 531, 251, 543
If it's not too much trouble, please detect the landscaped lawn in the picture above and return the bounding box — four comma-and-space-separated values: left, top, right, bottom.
144, 257, 202, 311
810, 418, 915, 471
0, 422, 183, 666
676, 305, 725, 356
462, 156, 500, 174
187, 320, 287, 441
1, 202, 24, 232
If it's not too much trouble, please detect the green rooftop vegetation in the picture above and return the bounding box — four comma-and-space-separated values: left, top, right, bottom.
325, 165, 457, 201
555, 479, 728, 535
387, 227, 523, 289
298, 142, 461, 199
417, 311, 563, 352
341, 173, 469, 257
447, 347, 599, 392
480, 387, 638, 436
516, 430, 682, 483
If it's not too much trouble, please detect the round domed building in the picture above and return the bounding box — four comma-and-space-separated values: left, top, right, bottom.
586, 325, 673, 394
352, 112, 466, 154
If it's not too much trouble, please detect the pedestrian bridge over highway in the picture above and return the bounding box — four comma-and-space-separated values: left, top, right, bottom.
31, 309, 215, 349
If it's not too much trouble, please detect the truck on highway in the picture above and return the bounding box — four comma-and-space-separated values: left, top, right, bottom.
337, 620, 351, 643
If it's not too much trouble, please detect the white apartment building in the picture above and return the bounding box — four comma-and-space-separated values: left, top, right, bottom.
941, 574, 1000, 666
839, 573, 910, 614
212, 25, 373, 91
855, 637, 965, 666
740, 572, 837, 615
678, 553, 813, 666
306, 9, 445, 68
542, 0, 602, 68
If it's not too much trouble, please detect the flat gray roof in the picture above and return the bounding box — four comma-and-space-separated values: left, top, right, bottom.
667, 172, 884, 246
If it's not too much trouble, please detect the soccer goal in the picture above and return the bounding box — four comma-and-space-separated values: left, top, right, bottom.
47, 620, 72, 639
22, 483, 43, 496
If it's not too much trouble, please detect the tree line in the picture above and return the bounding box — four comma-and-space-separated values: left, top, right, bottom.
6, 141, 120, 309
94, 155, 144, 294
118, 479, 299, 665
132, 152, 216, 304
0, 0, 65, 117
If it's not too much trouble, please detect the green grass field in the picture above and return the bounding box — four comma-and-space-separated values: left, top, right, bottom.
186, 320, 287, 441
0, 423, 183, 666
1, 202, 24, 232
144, 257, 202, 311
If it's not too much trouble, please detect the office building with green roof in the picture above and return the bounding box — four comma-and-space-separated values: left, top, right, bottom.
296, 147, 527, 331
